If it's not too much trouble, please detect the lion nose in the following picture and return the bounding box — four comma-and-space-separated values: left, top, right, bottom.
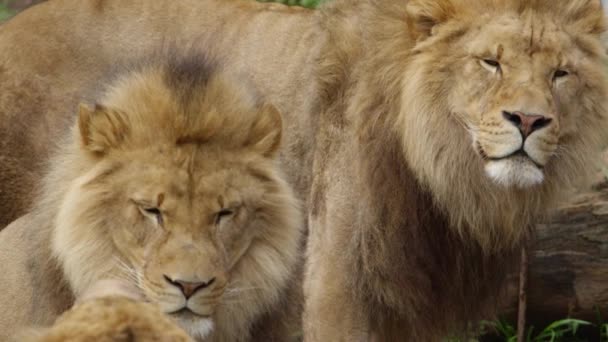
502, 111, 552, 138
164, 275, 216, 299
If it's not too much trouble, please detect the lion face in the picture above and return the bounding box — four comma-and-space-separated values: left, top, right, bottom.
52, 63, 301, 339
403, 0, 607, 189
96, 146, 283, 334
450, 15, 586, 187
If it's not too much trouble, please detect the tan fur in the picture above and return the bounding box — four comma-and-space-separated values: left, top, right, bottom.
0, 0, 606, 341
0, 0, 318, 229
0, 57, 302, 342
19, 296, 193, 342
304, 0, 608, 340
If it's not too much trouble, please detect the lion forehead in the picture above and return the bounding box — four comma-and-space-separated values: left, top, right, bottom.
464, 17, 576, 63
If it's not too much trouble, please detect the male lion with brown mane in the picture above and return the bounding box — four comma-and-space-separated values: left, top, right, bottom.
0, 0, 607, 340
0, 56, 302, 341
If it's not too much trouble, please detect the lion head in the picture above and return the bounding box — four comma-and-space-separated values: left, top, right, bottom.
400, 0, 608, 188
47, 57, 301, 340
340, 0, 608, 248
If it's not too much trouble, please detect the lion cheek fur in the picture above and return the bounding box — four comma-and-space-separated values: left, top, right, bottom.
52, 175, 120, 299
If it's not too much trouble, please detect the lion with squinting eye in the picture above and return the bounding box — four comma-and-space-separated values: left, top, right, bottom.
302, 0, 608, 340
0, 0, 608, 341
0, 56, 301, 341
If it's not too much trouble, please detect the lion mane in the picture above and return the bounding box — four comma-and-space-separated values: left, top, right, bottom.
304, 0, 608, 340
0, 55, 301, 341
0, 0, 607, 341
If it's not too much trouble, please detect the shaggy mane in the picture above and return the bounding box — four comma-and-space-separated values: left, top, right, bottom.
34, 54, 300, 341
311, 0, 607, 339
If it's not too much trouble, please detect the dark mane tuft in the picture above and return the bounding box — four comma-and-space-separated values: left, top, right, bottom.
163, 53, 218, 107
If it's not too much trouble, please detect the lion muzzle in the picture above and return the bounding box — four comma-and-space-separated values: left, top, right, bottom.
502, 110, 553, 139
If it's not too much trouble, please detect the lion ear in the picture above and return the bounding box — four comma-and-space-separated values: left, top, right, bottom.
78, 103, 130, 154
246, 103, 282, 158
405, 0, 457, 40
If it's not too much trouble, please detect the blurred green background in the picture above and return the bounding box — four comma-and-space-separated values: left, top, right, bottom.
0, 1, 13, 21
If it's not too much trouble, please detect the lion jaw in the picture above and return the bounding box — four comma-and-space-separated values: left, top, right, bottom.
484, 156, 544, 188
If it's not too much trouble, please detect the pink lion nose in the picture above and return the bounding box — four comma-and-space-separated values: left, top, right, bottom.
164, 275, 216, 299
502, 111, 552, 138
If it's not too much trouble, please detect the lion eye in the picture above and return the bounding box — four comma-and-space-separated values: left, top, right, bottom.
140, 207, 163, 225
215, 209, 234, 225
481, 59, 501, 72
144, 207, 160, 215
553, 69, 569, 79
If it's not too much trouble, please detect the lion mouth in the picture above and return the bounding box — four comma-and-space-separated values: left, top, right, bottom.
479, 142, 547, 188
169, 307, 211, 318
490, 149, 544, 169
477, 142, 543, 169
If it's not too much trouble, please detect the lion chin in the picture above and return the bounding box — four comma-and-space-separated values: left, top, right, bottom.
172, 311, 215, 340
485, 155, 544, 188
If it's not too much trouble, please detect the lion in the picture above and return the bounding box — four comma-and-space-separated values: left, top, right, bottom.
0, 0, 607, 341
0, 55, 302, 341
303, 0, 608, 340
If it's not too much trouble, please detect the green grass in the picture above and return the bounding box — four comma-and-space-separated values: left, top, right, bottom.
487, 318, 592, 342
446, 316, 608, 342
0, 0, 15, 21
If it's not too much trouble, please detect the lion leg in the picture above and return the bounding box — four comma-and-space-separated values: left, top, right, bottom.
371, 317, 424, 342
303, 271, 420, 342
303, 238, 371, 341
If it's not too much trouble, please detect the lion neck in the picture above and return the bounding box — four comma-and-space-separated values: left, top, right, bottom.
356, 130, 520, 338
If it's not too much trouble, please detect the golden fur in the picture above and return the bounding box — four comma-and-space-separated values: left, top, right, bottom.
0, 57, 301, 341
19, 296, 193, 342
0, 0, 317, 229
304, 0, 608, 340
0, 0, 607, 341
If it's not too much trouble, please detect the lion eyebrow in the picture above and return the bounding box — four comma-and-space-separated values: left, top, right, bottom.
496, 44, 504, 60
529, 20, 534, 50
157, 193, 165, 207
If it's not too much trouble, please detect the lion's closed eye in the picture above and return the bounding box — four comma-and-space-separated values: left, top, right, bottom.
137, 205, 163, 225
554, 70, 568, 77
553, 69, 569, 85
480, 58, 500, 73
215, 208, 235, 225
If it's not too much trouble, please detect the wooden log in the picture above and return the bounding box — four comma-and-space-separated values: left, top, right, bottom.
516, 246, 528, 342
503, 184, 608, 323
